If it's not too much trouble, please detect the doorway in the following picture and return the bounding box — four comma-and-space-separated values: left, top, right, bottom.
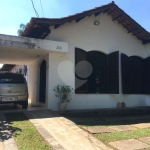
39, 60, 46, 103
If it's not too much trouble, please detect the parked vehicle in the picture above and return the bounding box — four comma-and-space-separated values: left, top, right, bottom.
0, 72, 28, 109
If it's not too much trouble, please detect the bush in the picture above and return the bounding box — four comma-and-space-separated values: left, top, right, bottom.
53, 85, 73, 103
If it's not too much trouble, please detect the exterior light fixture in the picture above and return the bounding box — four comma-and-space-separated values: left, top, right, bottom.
94, 13, 100, 26
94, 21, 100, 26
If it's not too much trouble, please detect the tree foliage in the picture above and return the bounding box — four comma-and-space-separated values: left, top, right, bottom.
17, 23, 28, 36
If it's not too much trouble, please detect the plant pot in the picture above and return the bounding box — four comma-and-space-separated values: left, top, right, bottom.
58, 102, 67, 111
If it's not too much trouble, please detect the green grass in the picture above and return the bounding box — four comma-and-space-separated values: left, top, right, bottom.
94, 128, 150, 144
5, 112, 51, 150
68, 116, 150, 149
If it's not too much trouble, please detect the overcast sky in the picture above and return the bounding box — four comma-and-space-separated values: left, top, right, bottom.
0, 0, 150, 36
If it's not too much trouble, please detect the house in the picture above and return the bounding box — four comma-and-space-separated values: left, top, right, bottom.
1, 1, 150, 110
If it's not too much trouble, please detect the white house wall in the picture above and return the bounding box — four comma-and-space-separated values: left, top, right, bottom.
46, 13, 150, 110
0, 34, 68, 52
145, 43, 150, 55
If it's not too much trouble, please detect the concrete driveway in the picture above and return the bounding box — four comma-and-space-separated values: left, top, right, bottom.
24, 110, 111, 150
0, 108, 111, 150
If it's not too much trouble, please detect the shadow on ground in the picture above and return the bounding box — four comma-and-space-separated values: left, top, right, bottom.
58, 107, 150, 126
0, 116, 22, 142
0, 104, 21, 111
64, 115, 150, 126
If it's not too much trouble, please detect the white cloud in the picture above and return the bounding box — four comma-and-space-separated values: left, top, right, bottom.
0, 26, 18, 36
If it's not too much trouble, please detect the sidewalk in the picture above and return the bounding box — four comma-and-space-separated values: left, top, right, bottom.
24, 110, 111, 150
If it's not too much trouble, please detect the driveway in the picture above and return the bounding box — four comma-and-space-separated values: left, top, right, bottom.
24, 110, 110, 150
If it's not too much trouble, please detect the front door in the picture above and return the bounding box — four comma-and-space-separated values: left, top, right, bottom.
39, 60, 46, 103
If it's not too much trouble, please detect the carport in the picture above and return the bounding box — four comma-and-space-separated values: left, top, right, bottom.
0, 34, 68, 108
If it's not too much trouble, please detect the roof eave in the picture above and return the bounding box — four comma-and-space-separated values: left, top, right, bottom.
21, 1, 150, 44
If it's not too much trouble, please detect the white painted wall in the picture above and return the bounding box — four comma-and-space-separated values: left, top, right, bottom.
46, 13, 150, 110
0, 34, 68, 52
0, 35, 68, 65
145, 43, 150, 55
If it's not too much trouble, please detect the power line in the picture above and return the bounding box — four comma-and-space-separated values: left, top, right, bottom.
40, 0, 44, 17
31, 0, 39, 17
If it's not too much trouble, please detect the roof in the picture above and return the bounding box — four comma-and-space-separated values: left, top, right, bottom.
22, 1, 150, 44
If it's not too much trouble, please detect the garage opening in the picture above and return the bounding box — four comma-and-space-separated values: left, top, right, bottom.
0, 33, 68, 110
0, 34, 50, 109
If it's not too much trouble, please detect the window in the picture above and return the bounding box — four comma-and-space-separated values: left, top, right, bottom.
0, 73, 26, 84
75, 48, 119, 94
87, 51, 107, 93
143, 57, 150, 94
121, 53, 150, 94
75, 48, 88, 94
130, 56, 144, 94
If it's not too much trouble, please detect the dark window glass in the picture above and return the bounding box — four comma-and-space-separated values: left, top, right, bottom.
129, 56, 144, 94
143, 57, 150, 94
75, 48, 119, 94
75, 48, 87, 94
121, 53, 130, 94
0, 74, 26, 84
107, 51, 119, 94
87, 51, 107, 93
121, 53, 148, 94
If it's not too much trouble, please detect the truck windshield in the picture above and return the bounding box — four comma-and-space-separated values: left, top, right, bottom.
0, 74, 26, 84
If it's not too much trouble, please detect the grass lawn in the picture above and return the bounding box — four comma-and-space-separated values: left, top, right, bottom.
5, 112, 51, 150
67, 116, 150, 149
94, 128, 150, 144
94, 128, 150, 150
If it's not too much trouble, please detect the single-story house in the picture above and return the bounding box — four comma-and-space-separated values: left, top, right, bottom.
1, 1, 150, 110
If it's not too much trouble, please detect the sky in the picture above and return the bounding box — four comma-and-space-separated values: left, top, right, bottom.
0, 0, 150, 36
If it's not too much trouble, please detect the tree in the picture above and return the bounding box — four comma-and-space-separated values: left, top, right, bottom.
17, 23, 28, 36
